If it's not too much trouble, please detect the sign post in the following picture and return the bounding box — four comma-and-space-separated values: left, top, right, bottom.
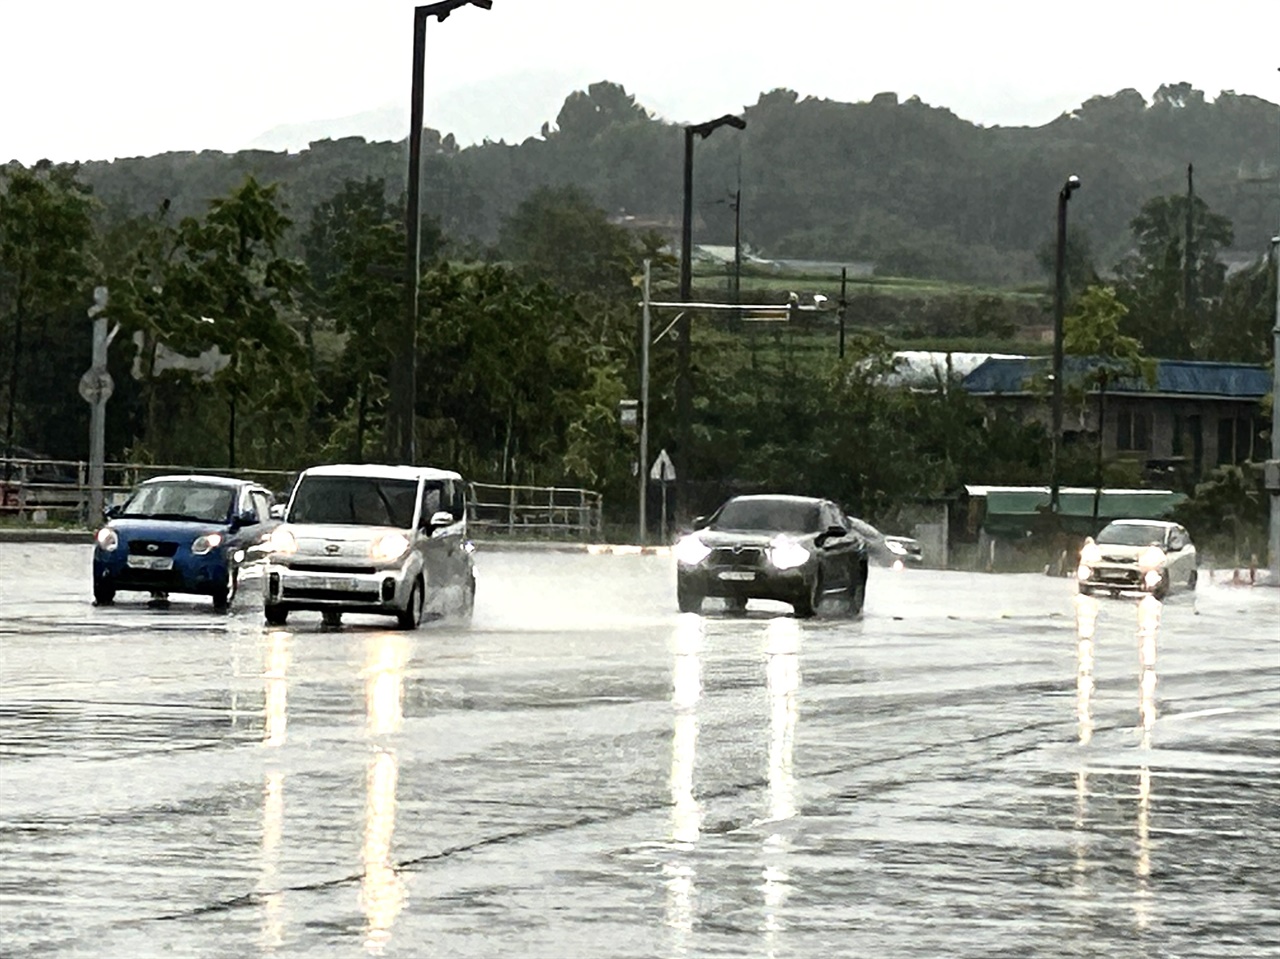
651, 448, 676, 543
81, 287, 118, 523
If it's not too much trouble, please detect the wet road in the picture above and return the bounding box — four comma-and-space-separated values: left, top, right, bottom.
1, 542, 1277, 958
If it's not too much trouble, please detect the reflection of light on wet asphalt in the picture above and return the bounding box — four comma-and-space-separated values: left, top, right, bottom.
1135, 766, 1153, 930
362, 750, 404, 954
666, 615, 703, 948
1074, 594, 1098, 746
762, 617, 799, 955
263, 630, 290, 747
260, 770, 285, 951
365, 634, 409, 737
670, 614, 703, 846
1137, 595, 1161, 738
362, 633, 408, 953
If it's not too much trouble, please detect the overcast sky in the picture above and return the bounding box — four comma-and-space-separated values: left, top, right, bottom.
3, 0, 1277, 164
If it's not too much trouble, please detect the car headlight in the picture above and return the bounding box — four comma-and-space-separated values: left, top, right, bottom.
885, 539, 907, 555
96, 528, 119, 552
191, 532, 224, 556
268, 527, 297, 555
1138, 546, 1165, 571
674, 534, 712, 566
1080, 539, 1101, 565
371, 532, 410, 563
1143, 569, 1164, 590
768, 536, 810, 570
1076, 563, 1093, 581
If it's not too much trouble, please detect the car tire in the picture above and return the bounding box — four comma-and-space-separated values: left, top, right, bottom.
264, 604, 289, 626
676, 580, 703, 614
93, 582, 115, 606
724, 596, 747, 615
1187, 569, 1197, 590
397, 580, 424, 630
793, 574, 822, 618
846, 561, 867, 615
1152, 571, 1170, 601
1078, 584, 1094, 597
459, 573, 476, 623
212, 570, 237, 611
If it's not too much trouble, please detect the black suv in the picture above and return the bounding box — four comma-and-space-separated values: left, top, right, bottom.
674, 494, 868, 617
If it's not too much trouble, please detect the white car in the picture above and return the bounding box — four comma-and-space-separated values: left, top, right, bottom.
1076, 519, 1197, 599
263, 464, 475, 628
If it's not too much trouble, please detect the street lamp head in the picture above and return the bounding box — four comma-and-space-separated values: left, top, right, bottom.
689, 114, 747, 139
1062, 174, 1081, 200
419, 0, 492, 21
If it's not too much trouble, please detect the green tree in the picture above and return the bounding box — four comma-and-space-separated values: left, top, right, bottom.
1113, 193, 1233, 358
0, 162, 97, 459
1064, 284, 1154, 517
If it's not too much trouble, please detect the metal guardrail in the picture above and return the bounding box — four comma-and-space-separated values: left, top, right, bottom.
0, 458, 297, 523
1, 459, 603, 541
467, 482, 603, 541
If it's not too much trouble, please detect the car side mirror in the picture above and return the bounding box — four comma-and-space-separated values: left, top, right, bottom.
103, 503, 121, 519
692, 515, 708, 529
428, 509, 456, 531
231, 509, 258, 529
269, 504, 285, 520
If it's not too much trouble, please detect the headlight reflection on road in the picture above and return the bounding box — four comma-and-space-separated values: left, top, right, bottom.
762, 617, 800, 953
259, 770, 285, 951
1137, 594, 1161, 740
1134, 765, 1153, 930
1073, 594, 1098, 745
361, 633, 409, 954
264, 630, 290, 747
665, 615, 704, 946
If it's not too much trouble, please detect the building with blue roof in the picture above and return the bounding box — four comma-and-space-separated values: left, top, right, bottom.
961, 356, 1270, 484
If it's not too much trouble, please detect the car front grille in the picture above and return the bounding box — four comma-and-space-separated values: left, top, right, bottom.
127, 540, 180, 557
287, 562, 377, 575
710, 545, 766, 567
284, 587, 381, 602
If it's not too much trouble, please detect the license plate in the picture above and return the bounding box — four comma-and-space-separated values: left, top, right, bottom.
127, 555, 173, 571
293, 575, 360, 591
719, 570, 756, 581
1099, 570, 1130, 581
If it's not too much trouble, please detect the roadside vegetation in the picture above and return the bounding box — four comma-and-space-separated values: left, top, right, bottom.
0, 81, 1274, 545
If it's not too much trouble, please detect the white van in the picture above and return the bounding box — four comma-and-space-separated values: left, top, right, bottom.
263, 464, 475, 628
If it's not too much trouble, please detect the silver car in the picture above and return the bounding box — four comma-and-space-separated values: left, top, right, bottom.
1077, 519, 1197, 599
262, 464, 475, 628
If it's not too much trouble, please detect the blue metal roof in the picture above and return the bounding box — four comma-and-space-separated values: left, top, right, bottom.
961, 356, 1270, 398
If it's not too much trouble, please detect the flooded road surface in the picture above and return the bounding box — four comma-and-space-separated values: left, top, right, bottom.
1, 542, 1277, 957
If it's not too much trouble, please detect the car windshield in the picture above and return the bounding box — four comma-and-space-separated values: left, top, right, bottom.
1096, 523, 1168, 547
711, 498, 821, 533
288, 476, 417, 528
122, 482, 235, 523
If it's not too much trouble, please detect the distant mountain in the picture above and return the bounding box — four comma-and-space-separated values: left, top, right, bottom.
79, 80, 1280, 287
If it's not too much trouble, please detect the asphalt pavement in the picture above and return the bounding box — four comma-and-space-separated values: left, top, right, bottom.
1, 542, 1277, 958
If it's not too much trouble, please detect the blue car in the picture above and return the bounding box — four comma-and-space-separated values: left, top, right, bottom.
93, 475, 279, 609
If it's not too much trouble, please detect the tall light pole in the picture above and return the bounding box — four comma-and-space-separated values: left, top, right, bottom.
1050, 174, 1081, 515
677, 113, 745, 514
392, 0, 492, 465
1268, 234, 1280, 586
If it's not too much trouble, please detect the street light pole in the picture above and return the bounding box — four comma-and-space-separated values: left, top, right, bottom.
394, 0, 492, 465
1268, 234, 1280, 586
1050, 174, 1081, 515
676, 113, 745, 515
639, 259, 652, 546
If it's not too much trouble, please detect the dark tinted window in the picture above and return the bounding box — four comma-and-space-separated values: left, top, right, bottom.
289, 476, 418, 528
122, 482, 235, 523
711, 498, 822, 533
1096, 523, 1168, 547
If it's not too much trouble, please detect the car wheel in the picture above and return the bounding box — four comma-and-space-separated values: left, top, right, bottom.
1187, 569, 1197, 590
459, 573, 475, 623
846, 561, 867, 615
793, 574, 822, 618
212, 570, 237, 611
676, 580, 703, 614
264, 604, 289, 626
93, 582, 115, 606
1078, 584, 1094, 596
724, 596, 747, 615
397, 580, 424, 630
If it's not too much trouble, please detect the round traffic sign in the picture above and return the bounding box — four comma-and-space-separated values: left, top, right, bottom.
79, 367, 115, 404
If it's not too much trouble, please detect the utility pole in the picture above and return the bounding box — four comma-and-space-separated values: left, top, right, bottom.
1050, 175, 1081, 515
838, 267, 847, 360
639, 260, 652, 546
1184, 162, 1197, 324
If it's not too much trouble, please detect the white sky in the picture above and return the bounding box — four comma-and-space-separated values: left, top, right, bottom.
3, 0, 1277, 164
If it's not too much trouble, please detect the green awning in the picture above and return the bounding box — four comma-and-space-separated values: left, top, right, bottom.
981, 489, 1186, 536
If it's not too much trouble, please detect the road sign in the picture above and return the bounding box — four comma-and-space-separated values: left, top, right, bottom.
78, 367, 114, 404
650, 449, 676, 483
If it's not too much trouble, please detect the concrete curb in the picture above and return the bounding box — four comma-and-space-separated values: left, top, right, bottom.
0, 527, 672, 555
